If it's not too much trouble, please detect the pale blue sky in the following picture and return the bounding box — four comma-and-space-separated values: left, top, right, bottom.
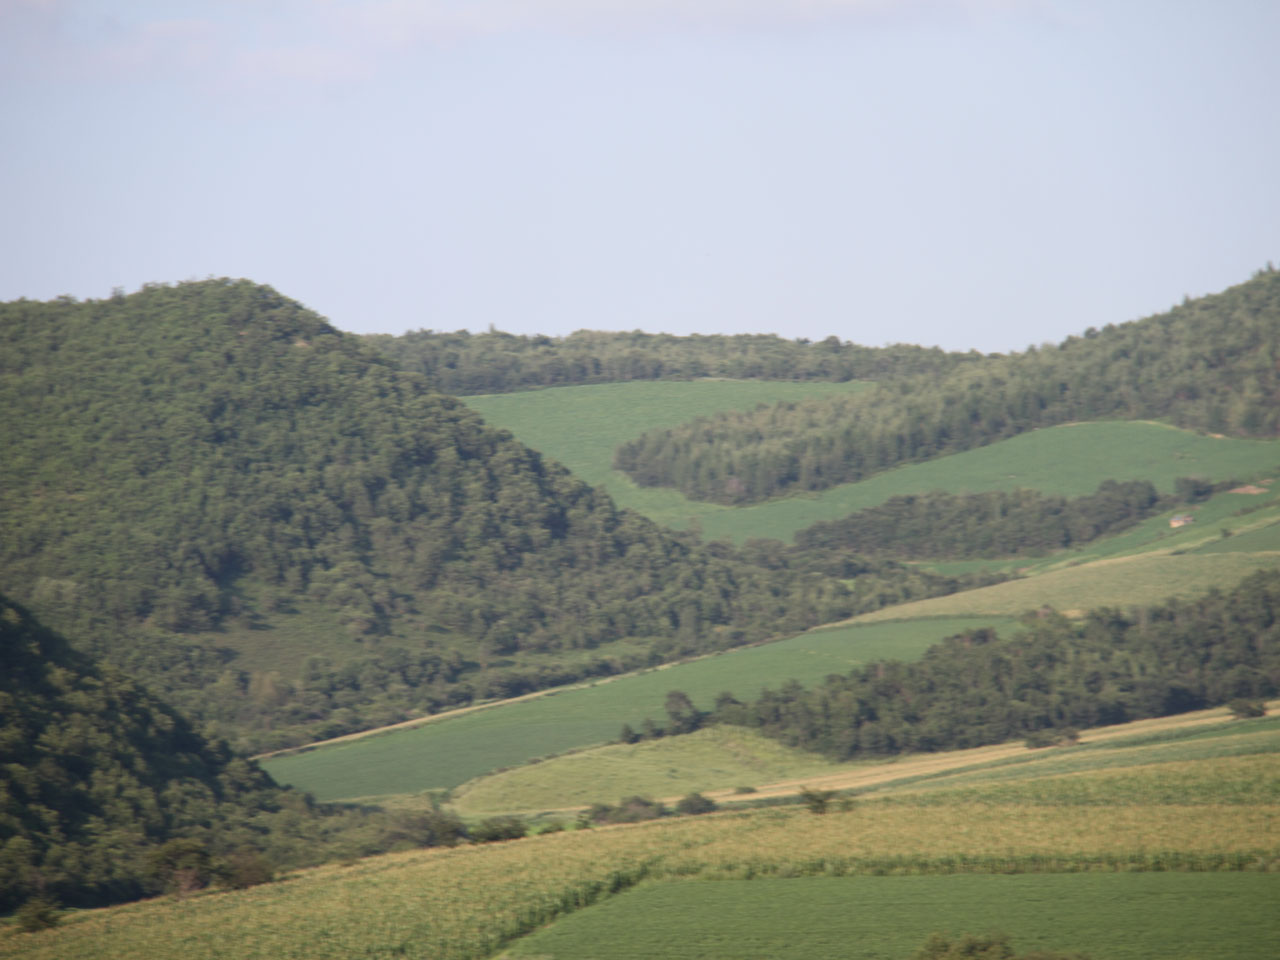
2, 1, 1277, 352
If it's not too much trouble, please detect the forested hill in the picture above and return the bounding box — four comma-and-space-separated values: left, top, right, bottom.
0, 280, 861, 750
364, 328, 979, 394
615, 268, 1280, 505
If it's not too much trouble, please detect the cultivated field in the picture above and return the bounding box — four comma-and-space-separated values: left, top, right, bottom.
502, 873, 1280, 960
262, 617, 1015, 801
465, 381, 1280, 544
10, 711, 1278, 960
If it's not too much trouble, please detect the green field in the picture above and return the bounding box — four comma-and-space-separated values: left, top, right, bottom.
262, 617, 1016, 800
464, 383, 1280, 544
503, 873, 1280, 960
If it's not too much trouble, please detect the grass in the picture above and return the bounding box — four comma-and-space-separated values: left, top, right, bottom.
501, 873, 1280, 960
262, 617, 1016, 800
464, 382, 1280, 545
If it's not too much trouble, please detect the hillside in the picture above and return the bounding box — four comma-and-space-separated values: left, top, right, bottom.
0, 595, 299, 911
614, 268, 1280, 504
0, 280, 861, 751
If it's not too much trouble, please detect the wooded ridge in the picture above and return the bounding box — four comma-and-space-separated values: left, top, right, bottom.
613, 268, 1280, 504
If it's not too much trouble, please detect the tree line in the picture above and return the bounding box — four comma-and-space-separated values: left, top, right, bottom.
685, 569, 1280, 760
365, 328, 979, 395
614, 267, 1280, 504
791, 479, 1172, 561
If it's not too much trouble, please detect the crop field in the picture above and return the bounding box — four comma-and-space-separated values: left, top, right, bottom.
9, 796, 1276, 960
11, 711, 1278, 960
501, 873, 1280, 960
850, 550, 1280, 622
464, 379, 868, 534
464, 382, 1280, 544
262, 617, 1013, 800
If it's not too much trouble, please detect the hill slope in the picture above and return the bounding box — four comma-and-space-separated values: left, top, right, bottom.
615, 268, 1280, 504
0, 280, 856, 750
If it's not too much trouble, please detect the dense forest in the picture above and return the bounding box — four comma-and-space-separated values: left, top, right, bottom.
791, 480, 1171, 561
365, 328, 979, 395
2, 280, 908, 751
700, 570, 1280, 760
614, 268, 1280, 504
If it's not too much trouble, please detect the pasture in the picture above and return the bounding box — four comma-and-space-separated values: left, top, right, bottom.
464, 380, 1280, 544
262, 617, 1015, 800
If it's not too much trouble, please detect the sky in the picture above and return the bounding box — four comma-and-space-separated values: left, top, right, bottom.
2, 1, 1277, 353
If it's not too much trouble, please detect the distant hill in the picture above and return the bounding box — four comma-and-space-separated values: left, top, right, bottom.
365, 327, 978, 395
0, 280, 862, 750
614, 268, 1280, 504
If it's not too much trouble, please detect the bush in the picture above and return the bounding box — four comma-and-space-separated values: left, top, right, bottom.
912, 932, 1090, 960
216, 848, 276, 890
15, 897, 60, 932
469, 816, 528, 843
799, 786, 835, 814
675, 792, 718, 815
1228, 698, 1267, 719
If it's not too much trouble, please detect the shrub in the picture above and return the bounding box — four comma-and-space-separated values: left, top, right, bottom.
15, 897, 60, 932
469, 816, 528, 843
799, 787, 835, 814
216, 849, 276, 890
1228, 698, 1267, 719
912, 932, 1090, 960
675, 792, 718, 815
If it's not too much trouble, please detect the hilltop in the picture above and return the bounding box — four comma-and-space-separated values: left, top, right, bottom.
0, 280, 862, 751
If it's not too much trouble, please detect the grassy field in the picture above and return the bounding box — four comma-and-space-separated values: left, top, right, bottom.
262, 617, 1015, 800
450, 726, 846, 816
464, 381, 1280, 544
502, 873, 1280, 960
11, 716, 1278, 960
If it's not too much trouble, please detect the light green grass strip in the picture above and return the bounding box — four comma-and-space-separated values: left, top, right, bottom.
451, 726, 843, 815
851, 552, 1280, 621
